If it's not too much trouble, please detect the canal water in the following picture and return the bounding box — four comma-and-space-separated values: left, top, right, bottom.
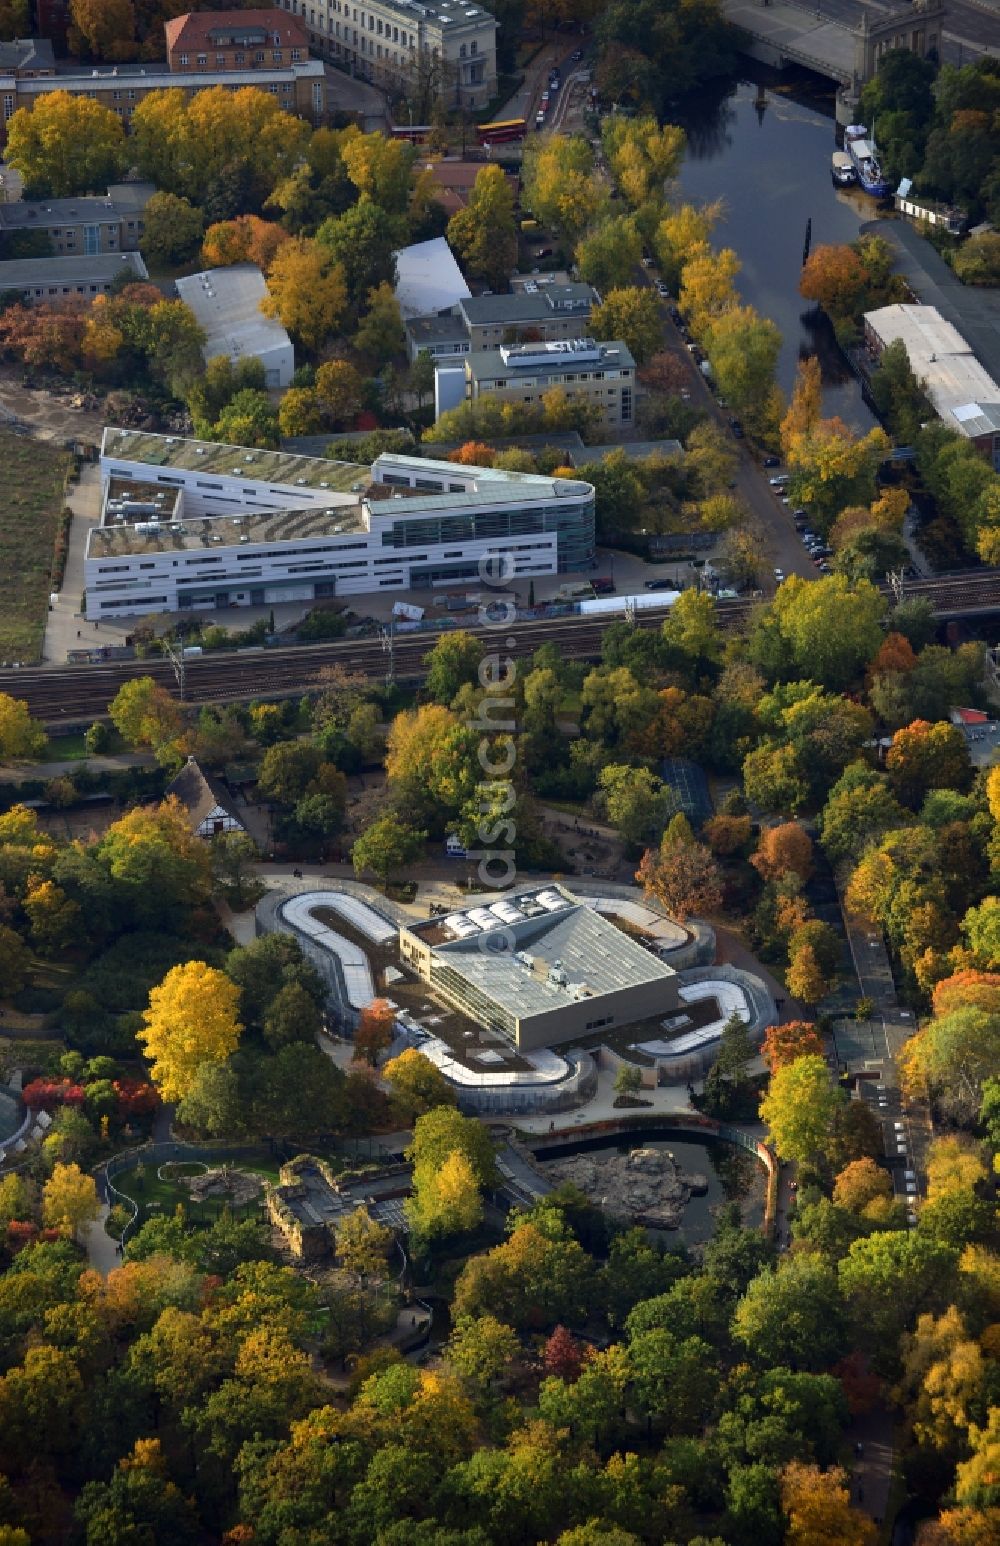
676, 67, 882, 431
535, 1133, 766, 1247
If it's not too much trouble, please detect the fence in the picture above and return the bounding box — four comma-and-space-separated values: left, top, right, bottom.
100, 1139, 291, 1254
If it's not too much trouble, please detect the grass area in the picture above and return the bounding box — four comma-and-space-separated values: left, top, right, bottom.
114, 1156, 283, 1232
44, 729, 126, 760
0, 430, 72, 663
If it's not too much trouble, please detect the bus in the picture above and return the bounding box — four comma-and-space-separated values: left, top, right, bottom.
476, 117, 527, 145
390, 124, 432, 143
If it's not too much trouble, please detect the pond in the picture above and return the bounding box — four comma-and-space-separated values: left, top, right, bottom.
534, 1131, 766, 1248
675, 66, 883, 431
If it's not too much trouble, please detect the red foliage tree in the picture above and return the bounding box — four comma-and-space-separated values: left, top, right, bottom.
761, 1020, 824, 1073
354, 998, 396, 1066
543, 1324, 584, 1381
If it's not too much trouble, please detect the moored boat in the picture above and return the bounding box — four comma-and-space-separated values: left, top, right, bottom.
832, 150, 857, 186
844, 125, 889, 198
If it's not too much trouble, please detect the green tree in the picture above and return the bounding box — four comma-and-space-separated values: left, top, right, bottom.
107, 675, 183, 750
447, 164, 517, 290
141, 191, 204, 268
262, 980, 324, 1050
352, 813, 425, 887
733, 1254, 847, 1369
597, 763, 678, 849
838, 1230, 958, 1360
316, 197, 400, 305
214, 388, 280, 450
354, 282, 405, 362
424, 630, 485, 706
589, 286, 664, 365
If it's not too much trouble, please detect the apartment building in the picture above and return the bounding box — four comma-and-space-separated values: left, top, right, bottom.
279, 0, 497, 109
165, 10, 310, 72
0, 250, 148, 301
459, 338, 636, 431
405, 280, 599, 363
0, 184, 154, 256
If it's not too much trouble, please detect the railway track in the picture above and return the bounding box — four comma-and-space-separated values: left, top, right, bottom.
5, 567, 1000, 725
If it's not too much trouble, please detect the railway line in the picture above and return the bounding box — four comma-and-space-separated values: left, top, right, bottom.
4, 568, 1000, 725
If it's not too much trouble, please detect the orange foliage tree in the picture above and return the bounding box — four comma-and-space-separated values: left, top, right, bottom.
447, 442, 497, 467
354, 998, 396, 1066
761, 1019, 824, 1072
868, 631, 918, 680
201, 214, 290, 274
886, 719, 973, 807
799, 243, 869, 317
932, 969, 1000, 1018
702, 812, 752, 856
751, 821, 814, 884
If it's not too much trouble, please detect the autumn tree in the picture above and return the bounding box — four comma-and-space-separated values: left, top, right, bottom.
96, 798, 212, 923
315, 358, 365, 425
0, 692, 46, 761
703, 305, 782, 433
406, 1106, 496, 1241
522, 135, 606, 246
201, 214, 290, 274
446, 164, 517, 290
335, 1205, 393, 1285
751, 822, 813, 884
780, 1461, 876, 1546
5, 91, 125, 196
678, 245, 741, 338
382, 1047, 457, 1118
132, 85, 309, 202
833, 1156, 893, 1215
108, 676, 184, 751
139, 960, 243, 1102
354, 998, 396, 1065
260, 238, 347, 352
575, 214, 644, 293
799, 243, 870, 318
755, 575, 886, 691
42, 1161, 100, 1240
886, 719, 973, 808
636, 827, 723, 921
761, 1019, 825, 1072
602, 115, 685, 205
423, 630, 486, 707
354, 281, 405, 361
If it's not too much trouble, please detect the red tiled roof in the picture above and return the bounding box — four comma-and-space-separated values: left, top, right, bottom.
165, 9, 309, 53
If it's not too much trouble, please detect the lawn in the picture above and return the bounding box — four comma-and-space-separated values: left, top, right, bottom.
114, 1155, 284, 1233
0, 430, 72, 663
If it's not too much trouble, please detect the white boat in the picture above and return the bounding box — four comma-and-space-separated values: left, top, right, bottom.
831, 150, 857, 186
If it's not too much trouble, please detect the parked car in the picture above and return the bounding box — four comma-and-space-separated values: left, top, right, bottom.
641, 256, 654, 268
669, 307, 682, 325
791, 508, 806, 520
571, 48, 583, 59
533, 246, 554, 258
645, 578, 677, 591
769, 474, 791, 487
656, 281, 670, 297
773, 568, 785, 583
535, 112, 545, 129
762, 455, 780, 468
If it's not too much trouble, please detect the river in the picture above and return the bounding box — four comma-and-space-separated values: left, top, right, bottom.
676, 67, 882, 431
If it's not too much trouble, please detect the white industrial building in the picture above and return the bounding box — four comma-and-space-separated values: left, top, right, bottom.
864, 302, 1000, 466
84, 428, 595, 618
176, 264, 294, 389
393, 236, 471, 318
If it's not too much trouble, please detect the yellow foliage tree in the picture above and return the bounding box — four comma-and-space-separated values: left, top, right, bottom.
42, 1161, 100, 1240
780, 357, 823, 458
259, 238, 347, 352
5, 90, 125, 197
108, 675, 184, 750
408, 1148, 484, 1239
522, 134, 606, 246
678, 246, 740, 339
780, 1461, 877, 1546
0, 693, 46, 762
895, 1306, 985, 1454
138, 960, 243, 1102
926, 1135, 989, 1200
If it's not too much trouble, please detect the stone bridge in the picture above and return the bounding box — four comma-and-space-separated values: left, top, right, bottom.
723, 0, 949, 97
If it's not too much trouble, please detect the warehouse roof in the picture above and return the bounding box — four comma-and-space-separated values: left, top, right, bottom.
176, 263, 291, 367
865, 302, 1000, 439
393, 237, 471, 318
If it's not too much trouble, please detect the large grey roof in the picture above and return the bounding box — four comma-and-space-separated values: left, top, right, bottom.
0, 252, 147, 290
435, 897, 675, 1025
0, 38, 54, 71
0, 183, 154, 231
864, 219, 1000, 395
459, 284, 595, 325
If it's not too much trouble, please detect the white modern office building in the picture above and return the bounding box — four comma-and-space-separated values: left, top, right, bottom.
84, 428, 596, 618
176, 264, 294, 389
